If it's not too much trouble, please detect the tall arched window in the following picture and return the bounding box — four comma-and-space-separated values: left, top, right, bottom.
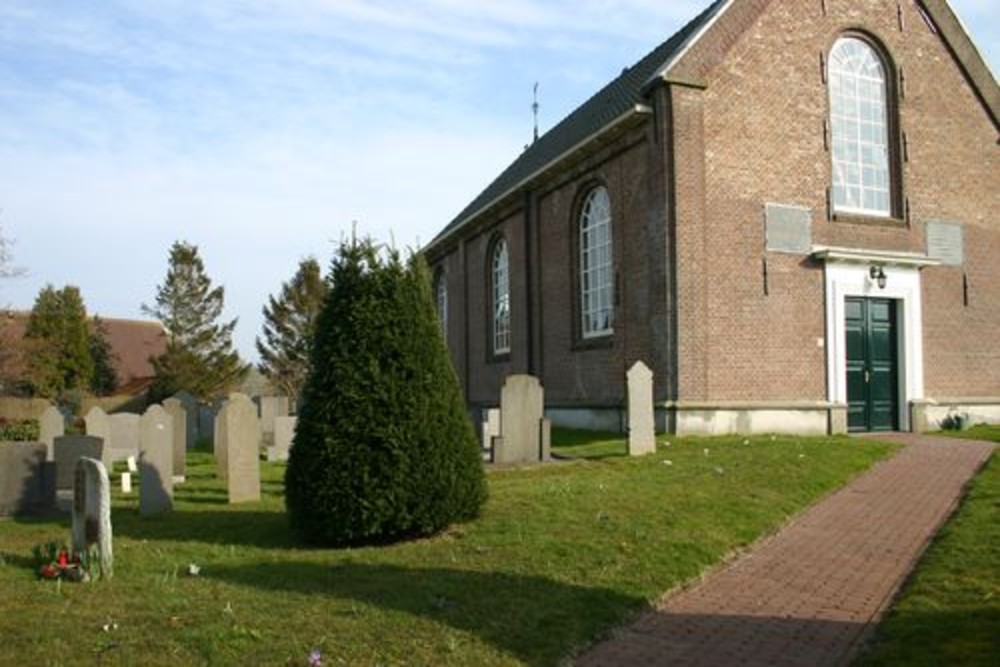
828, 36, 893, 217
579, 186, 614, 337
491, 238, 510, 355
434, 269, 447, 339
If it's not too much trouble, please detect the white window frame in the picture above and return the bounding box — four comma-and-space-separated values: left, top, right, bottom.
828, 36, 892, 218
435, 269, 448, 340
491, 238, 510, 355
579, 186, 614, 338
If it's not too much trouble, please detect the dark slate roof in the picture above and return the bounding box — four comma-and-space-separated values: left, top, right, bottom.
428, 0, 725, 252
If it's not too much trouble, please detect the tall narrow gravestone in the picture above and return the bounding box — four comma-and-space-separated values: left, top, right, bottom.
162, 398, 187, 482
224, 393, 261, 503
71, 457, 113, 579
109, 413, 141, 463
214, 401, 230, 480
38, 405, 65, 461
84, 407, 112, 467
495, 375, 549, 465
627, 361, 656, 456
259, 396, 289, 446
267, 416, 296, 462
481, 408, 501, 462
139, 405, 173, 515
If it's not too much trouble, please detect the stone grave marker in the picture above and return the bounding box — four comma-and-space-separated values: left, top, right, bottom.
496, 375, 547, 465
259, 396, 289, 446
38, 404, 65, 461
267, 416, 296, 462
71, 457, 113, 579
54, 436, 104, 495
0, 442, 55, 517
171, 390, 199, 449
139, 405, 174, 515
109, 413, 140, 463
214, 401, 230, 480
627, 361, 656, 456
481, 408, 501, 462
84, 407, 112, 465
224, 393, 261, 503
162, 398, 187, 482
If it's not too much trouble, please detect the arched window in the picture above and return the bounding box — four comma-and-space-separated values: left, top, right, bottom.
828, 36, 893, 217
491, 238, 510, 355
434, 269, 447, 339
579, 186, 614, 337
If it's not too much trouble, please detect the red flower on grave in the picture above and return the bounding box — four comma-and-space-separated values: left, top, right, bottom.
57, 551, 69, 567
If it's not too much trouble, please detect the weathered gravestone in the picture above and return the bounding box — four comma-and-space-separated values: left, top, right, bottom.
494, 375, 550, 465
224, 393, 261, 503
162, 398, 187, 482
171, 391, 199, 449
481, 408, 501, 462
267, 416, 296, 462
0, 442, 55, 517
71, 457, 113, 579
214, 401, 230, 480
627, 361, 656, 456
84, 407, 112, 465
109, 413, 141, 463
259, 396, 289, 446
54, 436, 104, 495
139, 405, 174, 515
38, 405, 65, 461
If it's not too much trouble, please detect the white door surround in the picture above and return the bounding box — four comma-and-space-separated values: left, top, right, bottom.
813, 246, 939, 432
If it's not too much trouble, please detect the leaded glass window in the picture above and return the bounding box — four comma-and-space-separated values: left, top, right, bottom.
491, 238, 510, 355
580, 187, 614, 337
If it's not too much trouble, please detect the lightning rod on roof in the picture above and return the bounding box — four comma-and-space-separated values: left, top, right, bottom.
532, 82, 540, 143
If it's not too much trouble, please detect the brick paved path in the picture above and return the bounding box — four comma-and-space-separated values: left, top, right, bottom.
575, 434, 995, 667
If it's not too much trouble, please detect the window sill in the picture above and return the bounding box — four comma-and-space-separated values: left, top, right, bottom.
487, 352, 511, 365
572, 334, 614, 352
831, 212, 906, 228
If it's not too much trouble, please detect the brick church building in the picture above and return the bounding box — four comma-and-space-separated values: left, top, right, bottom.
424, 0, 999, 435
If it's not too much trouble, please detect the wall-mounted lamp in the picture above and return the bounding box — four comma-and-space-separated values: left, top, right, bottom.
869, 265, 887, 290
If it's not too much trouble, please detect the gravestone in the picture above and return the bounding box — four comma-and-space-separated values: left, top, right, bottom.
139, 405, 174, 515
481, 408, 501, 462
121, 472, 132, 494
71, 457, 113, 579
627, 361, 656, 456
259, 396, 289, 446
496, 375, 548, 465
162, 398, 187, 482
171, 391, 199, 449
84, 407, 112, 465
224, 393, 261, 503
214, 401, 230, 480
267, 416, 296, 462
38, 405, 65, 461
109, 413, 141, 463
54, 436, 104, 493
0, 442, 55, 517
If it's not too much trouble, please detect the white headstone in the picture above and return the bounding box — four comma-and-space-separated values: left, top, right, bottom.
38, 405, 65, 461
71, 457, 113, 579
481, 408, 501, 461
225, 393, 261, 503
139, 405, 174, 515
84, 407, 112, 466
162, 398, 187, 482
627, 361, 656, 456
121, 472, 132, 494
259, 396, 290, 445
267, 416, 296, 462
497, 375, 545, 465
126, 455, 138, 473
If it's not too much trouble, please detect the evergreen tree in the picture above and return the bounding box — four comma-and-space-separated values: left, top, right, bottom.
24, 285, 94, 397
88, 316, 119, 396
256, 257, 328, 406
143, 241, 248, 400
286, 238, 487, 546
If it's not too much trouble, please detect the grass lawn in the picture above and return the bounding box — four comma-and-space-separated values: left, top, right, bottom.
0, 432, 895, 666
855, 426, 999, 666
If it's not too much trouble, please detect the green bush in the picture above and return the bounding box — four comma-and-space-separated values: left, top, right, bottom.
0, 418, 41, 442
285, 239, 487, 546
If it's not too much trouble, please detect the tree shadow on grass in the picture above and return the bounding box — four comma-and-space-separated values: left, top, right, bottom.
207, 561, 645, 666
112, 509, 298, 549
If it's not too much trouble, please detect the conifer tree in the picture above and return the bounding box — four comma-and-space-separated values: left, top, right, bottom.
143, 241, 248, 400
24, 285, 94, 397
256, 257, 327, 406
88, 316, 119, 396
286, 238, 487, 546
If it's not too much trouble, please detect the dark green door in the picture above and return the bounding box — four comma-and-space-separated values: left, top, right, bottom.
846, 297, 899, 432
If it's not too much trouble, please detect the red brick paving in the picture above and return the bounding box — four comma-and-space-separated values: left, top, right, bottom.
574, 434, 995, 667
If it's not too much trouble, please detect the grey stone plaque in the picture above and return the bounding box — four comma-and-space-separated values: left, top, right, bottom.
765, 203, 812, 254
926, 220, 964, 266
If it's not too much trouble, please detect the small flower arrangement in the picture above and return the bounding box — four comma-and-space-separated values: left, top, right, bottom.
31, 542, 94, 583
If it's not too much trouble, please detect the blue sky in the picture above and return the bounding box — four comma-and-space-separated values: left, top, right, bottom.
1, 0, 997, 360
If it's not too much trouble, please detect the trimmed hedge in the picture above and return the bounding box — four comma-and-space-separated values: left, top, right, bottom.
285, 239, 487, 546
0, 418, 40, 442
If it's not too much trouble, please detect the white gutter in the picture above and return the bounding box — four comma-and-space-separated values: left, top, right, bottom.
428, 104, 653, 253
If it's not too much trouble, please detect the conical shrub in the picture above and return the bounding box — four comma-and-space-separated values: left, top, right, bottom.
285, 238, 487, 546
